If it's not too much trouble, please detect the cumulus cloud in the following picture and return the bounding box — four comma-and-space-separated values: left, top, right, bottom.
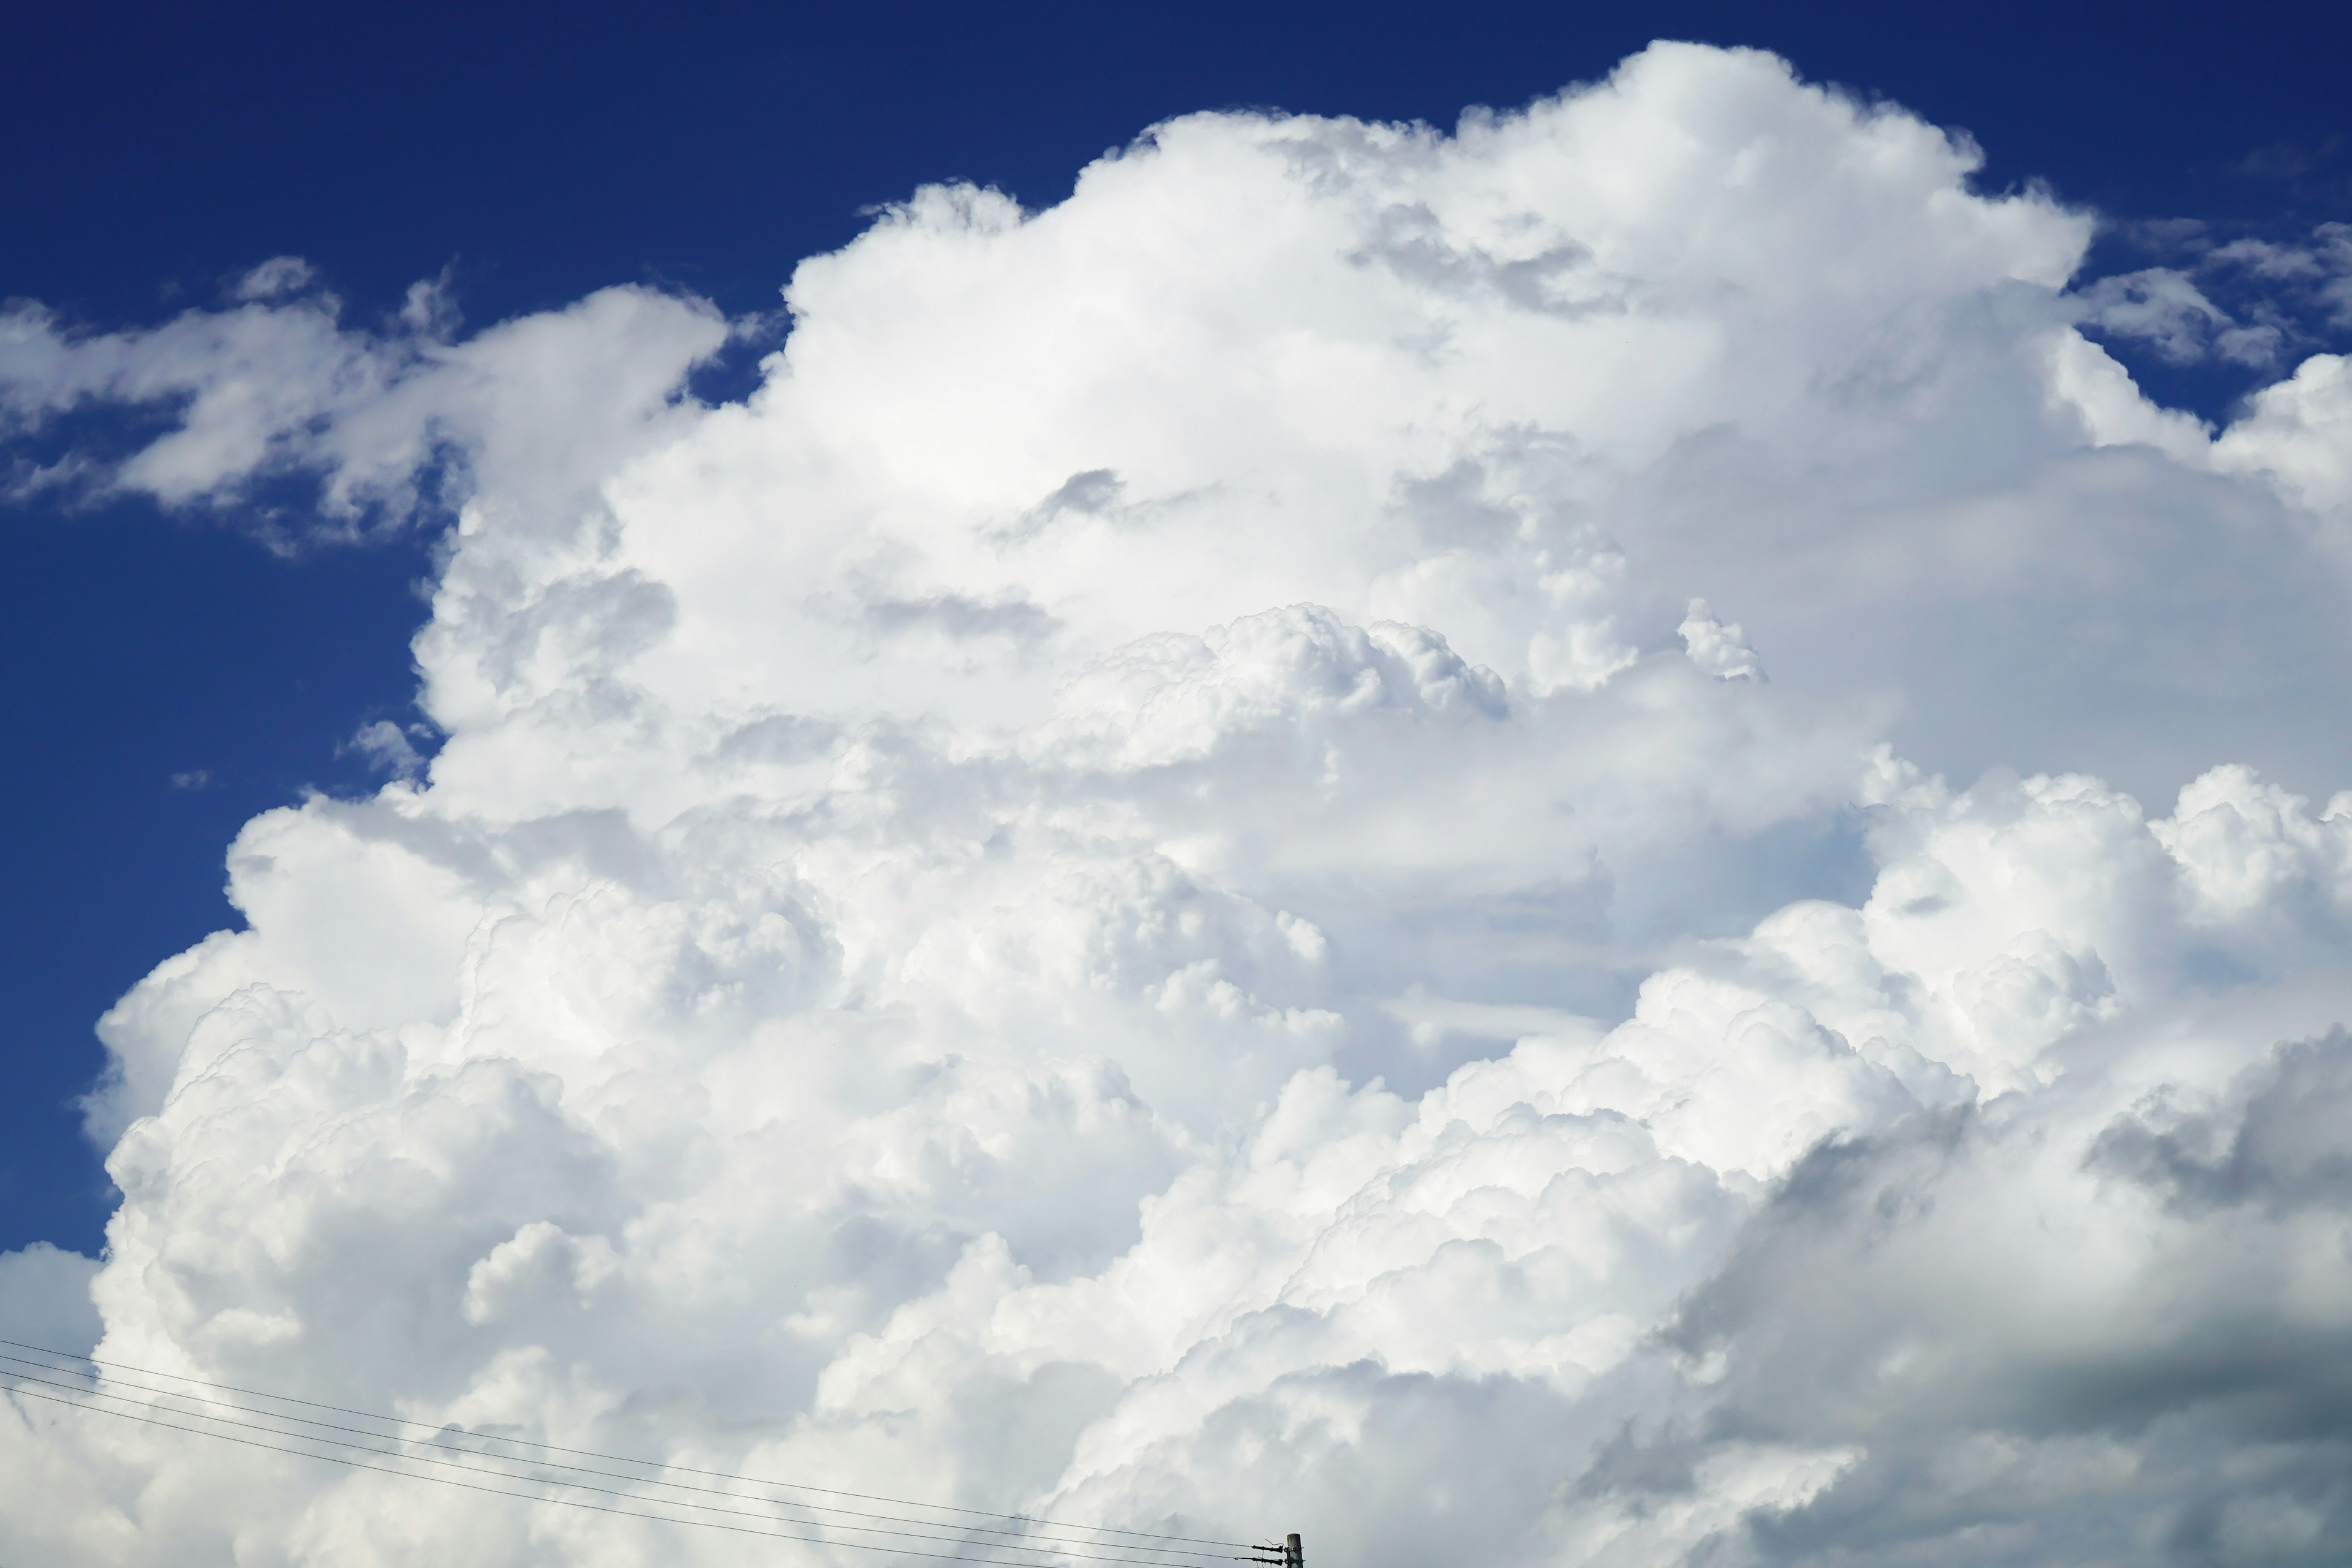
2075, 220, 2352, 375
6, 40, 2352, 1568
2073, 266, 2258, 364
342, 720, 435, 780
1645, 1033, 2352, 1564
2214, 352, 2352, 516
0, 269, 723, 544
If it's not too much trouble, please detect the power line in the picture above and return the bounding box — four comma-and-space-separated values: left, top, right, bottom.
0, 1354, 1301, 1568
1, 1367, 1290, 1568
0, 1362, 1212, 1567
0, 1336, 1246, 1551
1, 1376, 1156, 1566
0, 1351, 1232, 1562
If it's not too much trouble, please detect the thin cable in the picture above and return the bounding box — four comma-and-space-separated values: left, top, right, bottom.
0, 1351, 1229, 1563
0, 1367, 1214, 1568
2, 1364, 1051, 1561
0, 1336, 1248, 1551
1, 1378, 1182, 1566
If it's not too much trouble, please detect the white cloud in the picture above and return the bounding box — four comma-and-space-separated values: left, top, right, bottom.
344, 720, 432, 780
2214, 351, 2352, 519
0, 276, 724, 544
6, 39, 2352, 1568
1678, 600, 1765, 683
232, 256, 322, 303
2072, 266, 2244, 363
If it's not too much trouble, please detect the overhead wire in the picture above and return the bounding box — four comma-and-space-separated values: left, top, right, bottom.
0, 1349, 1232, 1562
0, 1361, 1204, 1567
0, 1338, 1259, 1564
0, 1336, 1246, 1551
0, 1376, 1172, 1566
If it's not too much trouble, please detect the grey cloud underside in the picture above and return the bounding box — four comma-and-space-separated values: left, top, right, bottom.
2092, 1030, 2352, 1218
6, 40, 2352, 1568
862, 592, 1063, 644
1654, 1036, 2352, 1564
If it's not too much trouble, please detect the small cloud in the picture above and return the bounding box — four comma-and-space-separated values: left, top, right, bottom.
2072, 268, 2235, 364
2116, 217, 2211, 257
342, 720, 432, 780
2206, 237, 2329, 282
862, 590, 1060, 645
2228, 137, 2345, 186
998, 467, 1128, 543
1039, 467, 1124, 518
399, 271, 461, 337
1679, 599, 1765, 682
232, 256, 320, 302
168, 769, 212, 790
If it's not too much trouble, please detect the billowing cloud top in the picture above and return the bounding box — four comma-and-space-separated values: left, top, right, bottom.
6, 42, 2352, 1568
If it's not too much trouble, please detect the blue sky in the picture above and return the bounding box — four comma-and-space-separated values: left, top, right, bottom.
4, 6, 2352, 1561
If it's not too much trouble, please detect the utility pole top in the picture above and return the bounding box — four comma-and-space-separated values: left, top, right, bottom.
1247, 1528, 1302, 1568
